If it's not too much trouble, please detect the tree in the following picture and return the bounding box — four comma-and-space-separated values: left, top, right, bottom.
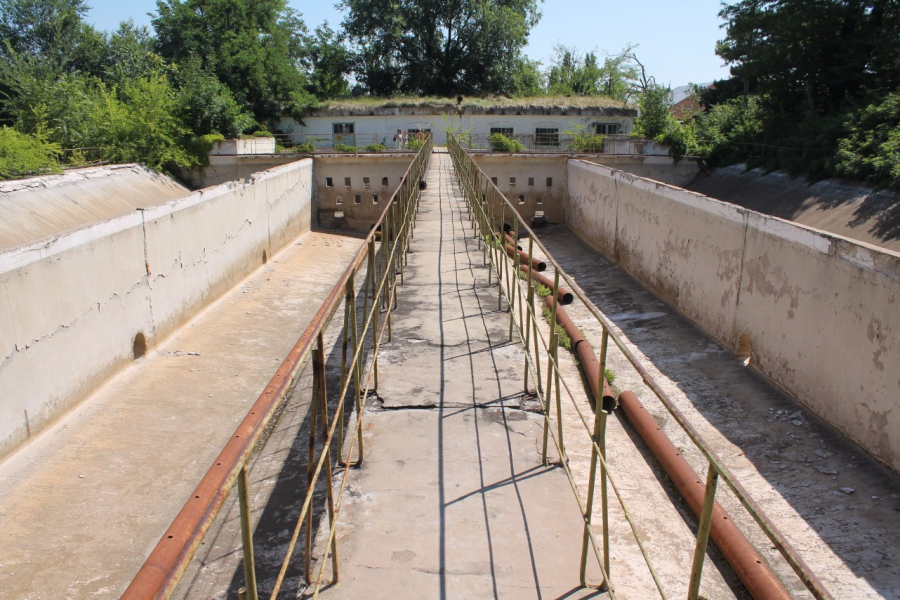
0, 0, 89, 65
174, 56, 254, 137
633, 82, 672, 139
339, 0, 542, 96
304, 23, 352, 98
547, 45, 639, 100
152, 0, 313, 121
0, 125, 60, 178
509, 56, 545, 96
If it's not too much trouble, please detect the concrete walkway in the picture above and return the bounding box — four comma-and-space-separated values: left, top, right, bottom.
0, 230, 361, 598
315, 153, 602, 599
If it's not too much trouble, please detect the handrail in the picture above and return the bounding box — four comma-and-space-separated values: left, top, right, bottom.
123, 135, 433, 599
446, 133, 831, 599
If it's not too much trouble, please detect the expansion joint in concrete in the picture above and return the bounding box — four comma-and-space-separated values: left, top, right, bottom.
137, 208, 158, 342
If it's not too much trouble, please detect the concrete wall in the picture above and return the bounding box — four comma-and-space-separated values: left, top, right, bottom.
582, 155, 701, 188
181, 155, 306, 189
313, 155, 413, 232
0, 159, 314, 459
566, 160, 900, 471
472, 155, 567, 226
280, 114, 634, 146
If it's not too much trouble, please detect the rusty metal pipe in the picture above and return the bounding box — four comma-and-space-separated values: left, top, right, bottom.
521, 264, 573, 305
505, 243, 545, 271
541, 296, 615, 411
617, 390, 791, 600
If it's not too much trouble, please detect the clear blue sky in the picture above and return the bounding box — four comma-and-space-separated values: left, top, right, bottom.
85, 0, 733, 88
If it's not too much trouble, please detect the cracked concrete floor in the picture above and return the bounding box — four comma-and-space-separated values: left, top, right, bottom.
312, 153, 604, 599
0, 230, 362, 598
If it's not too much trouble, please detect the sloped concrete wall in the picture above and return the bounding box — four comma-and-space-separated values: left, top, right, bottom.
0, 159, 313, 459
566, 159, 900, 471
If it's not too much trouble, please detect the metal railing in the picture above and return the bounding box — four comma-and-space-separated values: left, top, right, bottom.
455, 133, 648, 155
271, 133, 425, 153
446, 133, 831, 599
122, 135, 433, 600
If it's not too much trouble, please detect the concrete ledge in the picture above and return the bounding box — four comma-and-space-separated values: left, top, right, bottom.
0, 159, 314, 459
566, 159, 900, 471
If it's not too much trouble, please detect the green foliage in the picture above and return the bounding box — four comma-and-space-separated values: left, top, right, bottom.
0, 0, 90, 67
604, 368, 615, 385
704, 0, 900, 189
633, 83, 672, 139
836, 93, 900, 191
540, 306, 571, 349
509, 57, 545, 97
294, 141, 315, 153
304, 23, 352, 98
0, 126, 60, 179
173, 57, 255, 138
250, 130, 273, 138
333, 143, 357, 152
565, 124, 605, 152
364, 143, 386, 153
339, 0, 542, 96
489, 133, 524, 153
153, 0, 312, 122
547, 45, 638, 100
405, 137, 425, 151
534, 283, 552, 297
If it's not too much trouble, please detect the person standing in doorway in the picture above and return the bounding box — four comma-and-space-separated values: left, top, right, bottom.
393, 129, 403, 149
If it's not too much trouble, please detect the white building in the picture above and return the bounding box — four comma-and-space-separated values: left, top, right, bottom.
276, 97, 636, 149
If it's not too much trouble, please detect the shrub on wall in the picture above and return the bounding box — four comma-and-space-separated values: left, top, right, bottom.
489, 133, 524, 153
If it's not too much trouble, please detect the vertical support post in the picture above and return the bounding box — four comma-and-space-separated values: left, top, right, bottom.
314, 334, 340, 584
688, 465, 719, 600
509, 219, 518, 341
551, 271, 565, 462
598, 331, 611, 578
238, 465, 259, 600
523, 236, 534, 393
304, 361, 320, 582
498, 203, 506, 311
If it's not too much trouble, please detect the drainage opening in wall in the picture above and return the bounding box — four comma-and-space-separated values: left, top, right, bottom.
737, 333, 752, 366
133, 332, 147, 359
262, 249, 268, 264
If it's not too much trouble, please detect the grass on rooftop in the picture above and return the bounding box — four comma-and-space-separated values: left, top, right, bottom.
319, 95, 629, 110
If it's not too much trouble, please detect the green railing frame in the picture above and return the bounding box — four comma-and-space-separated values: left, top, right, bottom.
122, 136, 433, 600
446, 133, 832, 600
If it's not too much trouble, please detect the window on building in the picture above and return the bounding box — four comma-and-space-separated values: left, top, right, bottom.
491, 176, 498, 185
535, 128, 559, 147
363, 177, 370, 188
333, 123, 355, 134
518, 194, 525, 205
595, 123, 621, 135
325, 177, 333, 187
537, 195, 543, 205
382, 177, 389, 187
546, 177, 553, 187
354, 194, 361, 204
373, 194, 379, 204
336, 195, 343, 205
490, 127, 514, 136
509, 177, 516, 186
344, 177, 351, 187
528, 177, 534, 187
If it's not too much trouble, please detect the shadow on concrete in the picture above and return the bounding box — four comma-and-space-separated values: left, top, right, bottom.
537, 226, 900, 597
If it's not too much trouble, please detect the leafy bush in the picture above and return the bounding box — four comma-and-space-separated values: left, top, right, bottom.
333, 143, 357, 152
251, 130, 274, 138
294, 142, 315, 153
364, 143, 386, 153
489, 133, 524, 152
835, 93, 900, 191
566, 125, 605, 152
0, 127, 61, 179
406, 138, 425, 151
183, 133, 225, 166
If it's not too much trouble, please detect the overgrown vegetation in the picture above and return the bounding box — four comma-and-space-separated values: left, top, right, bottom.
489, 133, 525, 153
0, 125, 60, 178
639, 0, 900, 191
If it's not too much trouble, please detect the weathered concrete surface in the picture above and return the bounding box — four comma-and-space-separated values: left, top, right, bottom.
688, 164, 900, 253
0, 230, 360, 598
0, 164, 190, 253
314, 153, 604, 598
472, 154, 567, 224
537, 227, 900, 599
566, 159, 900, 472
314, 155, 412, 232
0, 159, 313, 459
